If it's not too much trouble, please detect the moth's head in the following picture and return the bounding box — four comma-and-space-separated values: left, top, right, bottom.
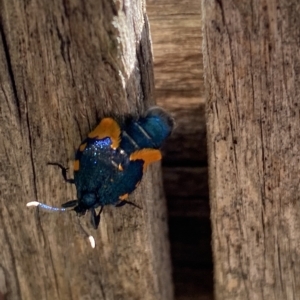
78, 192, 97, 213
73, 203, 87, 216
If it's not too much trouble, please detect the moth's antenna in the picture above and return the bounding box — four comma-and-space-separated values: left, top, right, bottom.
77, 217, 95, 248
27, 201, 96, 248
26, 201, 67, 212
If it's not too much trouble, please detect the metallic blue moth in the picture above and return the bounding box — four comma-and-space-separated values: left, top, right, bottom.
27, 107, 174, 246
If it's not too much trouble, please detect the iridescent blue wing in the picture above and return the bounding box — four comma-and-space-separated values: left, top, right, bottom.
120, 107, 174, 153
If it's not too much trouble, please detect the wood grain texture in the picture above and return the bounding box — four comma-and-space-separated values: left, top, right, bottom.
147, 0, 204, 105
0, 1, 173, 299
203, 0, 300, 299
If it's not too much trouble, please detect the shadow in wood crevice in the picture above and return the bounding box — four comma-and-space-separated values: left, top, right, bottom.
161, 104, 213, 300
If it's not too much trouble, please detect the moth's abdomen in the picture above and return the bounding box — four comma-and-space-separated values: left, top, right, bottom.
120, 107, 174, 153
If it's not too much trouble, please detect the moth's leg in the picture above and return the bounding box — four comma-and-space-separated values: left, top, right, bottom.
48, 162, 75, 184
61, 200, 78, 208
115, 200, 141, 209
90, 206, 104, 229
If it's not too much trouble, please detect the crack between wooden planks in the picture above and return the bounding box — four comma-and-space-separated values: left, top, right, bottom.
47, 247, 60, 299
0, 23, 21, 121
22, 86, 49, 248
24, 88, 38, 203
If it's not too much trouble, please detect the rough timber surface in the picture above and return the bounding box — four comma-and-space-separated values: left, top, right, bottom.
203, 0, 300, 299
0, 1, 173, 299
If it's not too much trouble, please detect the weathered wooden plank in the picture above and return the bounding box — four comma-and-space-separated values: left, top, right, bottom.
203, 0, 300, 299
0, 1, 173, 299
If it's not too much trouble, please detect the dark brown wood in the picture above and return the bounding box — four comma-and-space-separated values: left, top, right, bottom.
0, 1, 173, 299
203, 0, 300, 299
163, 167, 209, 198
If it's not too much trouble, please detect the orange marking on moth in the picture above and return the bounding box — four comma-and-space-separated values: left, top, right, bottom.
73, 160, 80, 171
119, 193, 129, 200
118, 164, 123, 171
130, 149, 162, 171
79, 142, 87, 152
88, 118, 121, 149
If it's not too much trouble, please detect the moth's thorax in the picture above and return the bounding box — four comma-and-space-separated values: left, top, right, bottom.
74, 136, 133, 208
78, 192, 97, 210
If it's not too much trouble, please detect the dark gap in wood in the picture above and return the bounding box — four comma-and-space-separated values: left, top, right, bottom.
162, 160, 208, 168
